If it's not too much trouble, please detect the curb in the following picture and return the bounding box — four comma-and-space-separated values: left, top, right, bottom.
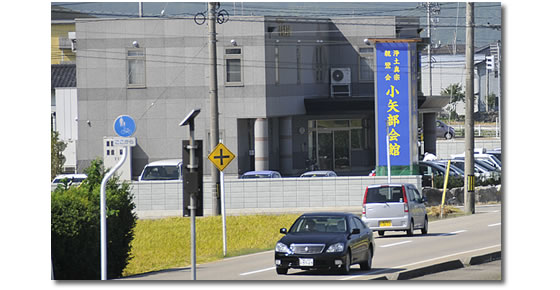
373, 251, 501, 280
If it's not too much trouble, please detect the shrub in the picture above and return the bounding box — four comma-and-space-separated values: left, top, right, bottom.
51, 159, 137, 279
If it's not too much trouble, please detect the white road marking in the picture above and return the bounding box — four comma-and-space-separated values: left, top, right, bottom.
339, 244, 501, 280
436, 230, 467, 236
488, 223, 501, 227
380, 241, 412, 248
239, 266, 276, 276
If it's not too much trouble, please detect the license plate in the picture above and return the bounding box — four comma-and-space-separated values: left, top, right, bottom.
379, 220, 392, 227
299, 258, 313, 267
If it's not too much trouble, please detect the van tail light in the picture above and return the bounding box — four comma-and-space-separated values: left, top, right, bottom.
402, 185, 409, 213
362, 187, 368, 215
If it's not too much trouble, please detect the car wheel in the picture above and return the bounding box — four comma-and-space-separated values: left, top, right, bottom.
421, 216, 428, 235
378, 230, 385, 237
444, 132, 453, 139
276, 267, 288, 275
359, 247, 373, 270
406, 219, 414, 236
339, 251, 352, 274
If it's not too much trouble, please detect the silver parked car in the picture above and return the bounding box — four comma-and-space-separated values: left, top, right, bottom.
436, 120, 455, 139
300, 170, 337, 178
361, 183, 428, 237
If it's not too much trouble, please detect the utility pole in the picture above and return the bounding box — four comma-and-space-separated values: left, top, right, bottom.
208, 2, 220, 215
464, 2, 475, 214
421, 2, 440, 97
427, 2, 432, 97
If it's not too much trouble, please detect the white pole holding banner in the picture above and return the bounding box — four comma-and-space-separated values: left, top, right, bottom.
386, 121, 391, 183
100, 146, 128, 280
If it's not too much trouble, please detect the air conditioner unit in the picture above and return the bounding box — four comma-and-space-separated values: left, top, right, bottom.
330, 67, 351, 84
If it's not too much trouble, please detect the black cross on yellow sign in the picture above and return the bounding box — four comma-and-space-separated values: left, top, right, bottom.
208, 143, 235, 171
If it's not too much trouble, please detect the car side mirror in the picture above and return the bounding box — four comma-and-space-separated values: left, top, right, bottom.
351, 228, 360, 235
280, 228, 287, 234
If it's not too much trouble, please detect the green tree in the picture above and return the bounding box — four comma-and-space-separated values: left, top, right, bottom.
51, 130, 67, 180
441, 83, 465, 120
51, 159, 137, 279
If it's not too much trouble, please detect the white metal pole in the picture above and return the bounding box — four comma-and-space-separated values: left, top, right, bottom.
100, 146, 128, 280
386, 121, 391, 183
220, 170, 227, 256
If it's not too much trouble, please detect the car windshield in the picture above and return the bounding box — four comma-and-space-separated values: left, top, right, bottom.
242, 173, 271, 179
141, 166, 180, 180
365, 186, 404, 203
53, 177, 86, 184
290, 216, 347, 233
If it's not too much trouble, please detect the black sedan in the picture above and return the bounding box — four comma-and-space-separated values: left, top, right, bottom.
274, 212, 375, 275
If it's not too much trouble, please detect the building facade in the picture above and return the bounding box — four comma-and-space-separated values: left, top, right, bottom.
75, 16, 424, 178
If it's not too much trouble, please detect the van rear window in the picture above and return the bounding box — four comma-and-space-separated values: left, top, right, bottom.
365, 186, 404, 203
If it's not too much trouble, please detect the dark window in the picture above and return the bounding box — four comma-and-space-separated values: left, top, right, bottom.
365, 186, 403, 203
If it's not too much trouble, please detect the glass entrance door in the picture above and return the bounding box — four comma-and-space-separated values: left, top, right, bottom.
334, 130, 350, 170
316, 130, 350, 171
317, 131, 333, 170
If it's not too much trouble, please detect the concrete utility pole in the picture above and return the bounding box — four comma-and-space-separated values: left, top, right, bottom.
208, 2, 221, 215
464, 2, 475, 214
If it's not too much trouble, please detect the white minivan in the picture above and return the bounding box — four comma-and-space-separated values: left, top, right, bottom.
138, 159, 182, 181
361, 183, 428, 237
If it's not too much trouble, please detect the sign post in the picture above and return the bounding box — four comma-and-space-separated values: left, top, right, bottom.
101, 115, 136, 280
179, 109, 201, 280
208, 143, 235, 256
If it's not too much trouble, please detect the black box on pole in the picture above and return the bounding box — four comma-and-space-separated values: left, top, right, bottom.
182, 140, 203, 216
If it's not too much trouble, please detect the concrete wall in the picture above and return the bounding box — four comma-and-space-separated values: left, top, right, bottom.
130, 175, 421, 219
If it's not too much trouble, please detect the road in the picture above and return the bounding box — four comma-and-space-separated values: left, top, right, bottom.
124, 204, 501, 280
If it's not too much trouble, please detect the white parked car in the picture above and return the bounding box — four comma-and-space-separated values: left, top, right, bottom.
138, 159, 182, 181
52, 174, 88, 185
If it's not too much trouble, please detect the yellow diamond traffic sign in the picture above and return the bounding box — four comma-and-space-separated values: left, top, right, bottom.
208, 143, 235, 171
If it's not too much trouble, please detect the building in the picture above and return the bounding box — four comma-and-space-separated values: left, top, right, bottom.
74, 15, 441, 178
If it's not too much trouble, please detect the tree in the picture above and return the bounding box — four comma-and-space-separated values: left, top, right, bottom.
51, 130, 67, 180
51, 159, 137, 279
441, 83, 465, 120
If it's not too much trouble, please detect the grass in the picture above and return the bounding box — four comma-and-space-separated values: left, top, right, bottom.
426, 205, 465, 220
122, 214, 300, 277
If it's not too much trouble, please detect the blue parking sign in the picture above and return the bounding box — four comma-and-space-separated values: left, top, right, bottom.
114, 115, 136, 137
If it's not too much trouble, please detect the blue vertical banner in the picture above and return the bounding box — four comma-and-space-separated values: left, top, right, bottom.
375, 42, 411, 169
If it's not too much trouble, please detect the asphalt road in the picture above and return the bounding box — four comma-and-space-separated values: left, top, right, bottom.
124, 204, 501, 281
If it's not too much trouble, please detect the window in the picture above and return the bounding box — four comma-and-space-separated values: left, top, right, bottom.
314, 45, 325, 83
225, 48, 243, 86
127, 49, 146, 88
359, 47, 374, 82
296, 45, 301, 84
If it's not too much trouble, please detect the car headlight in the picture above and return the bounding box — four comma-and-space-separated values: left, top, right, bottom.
275, 242, 291, 253
326, 242, 345, 253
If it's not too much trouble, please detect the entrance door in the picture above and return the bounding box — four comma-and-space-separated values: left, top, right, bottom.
317, 131, 333, 170
316, 130, 351, 171
334, 130, 350, 170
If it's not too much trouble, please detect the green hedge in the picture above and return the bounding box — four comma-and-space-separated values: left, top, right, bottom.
51, 159, 137, 280
432, 172, 501, 189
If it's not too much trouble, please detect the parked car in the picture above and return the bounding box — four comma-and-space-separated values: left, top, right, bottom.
419, 161, 462, 187
438, 159, 498, 180
275, 212, 374, 275
138, 159, 182, 181
240, 170, 282, 179
52, 174, 88, 185
451, 152, 501, 170
487, 148, 501, 162
436, 120, 455, 139
361, 183, 428, 237
300, 170, 337, 178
